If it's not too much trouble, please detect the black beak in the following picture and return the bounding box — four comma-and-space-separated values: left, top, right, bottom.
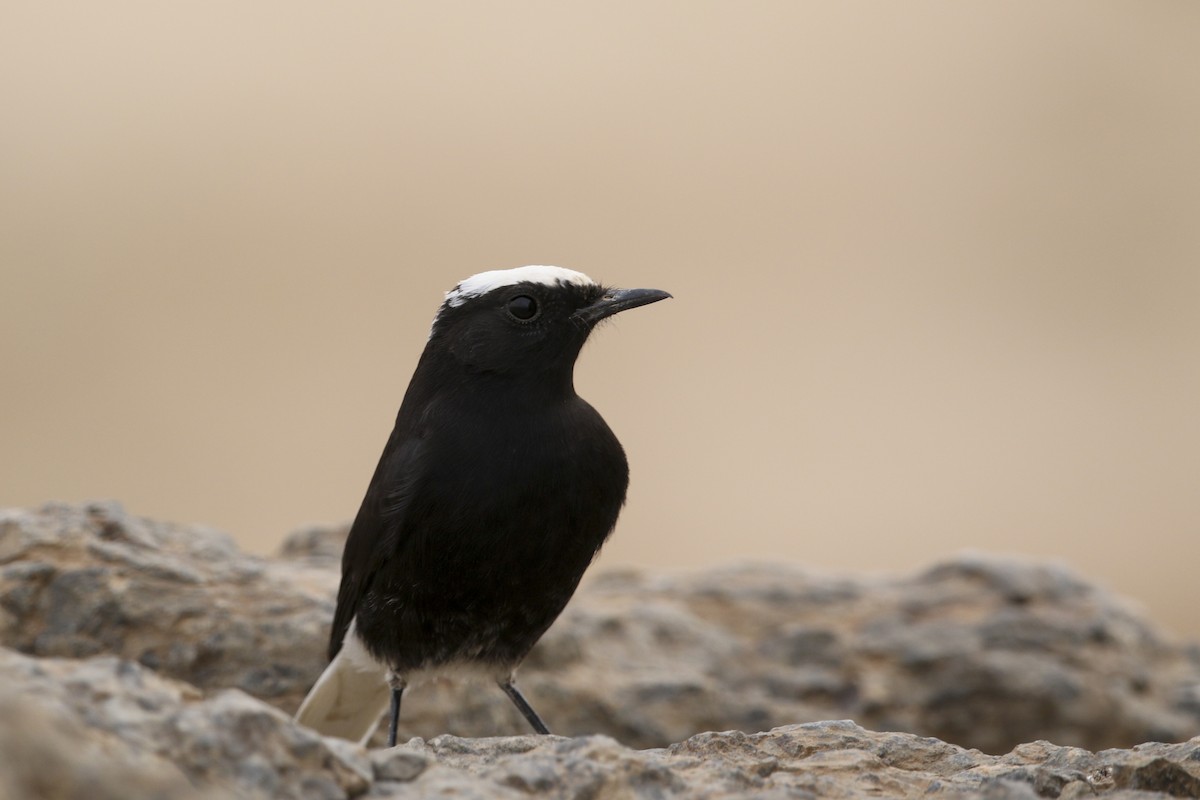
574, 288, 672, 326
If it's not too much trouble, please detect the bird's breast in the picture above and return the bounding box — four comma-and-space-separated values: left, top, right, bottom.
355, 396, 631, 671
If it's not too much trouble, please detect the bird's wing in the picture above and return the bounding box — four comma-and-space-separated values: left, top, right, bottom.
327, 432, 427, 660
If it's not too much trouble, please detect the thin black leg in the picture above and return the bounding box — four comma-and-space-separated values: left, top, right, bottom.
499, 681, 551, 735
387, 683, 404, 747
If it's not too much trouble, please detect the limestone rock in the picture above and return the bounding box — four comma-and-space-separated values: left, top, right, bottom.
0, 687, 209, 800
0, 501, 334, 712
373, 723, 1200, 799
514, 559, 1200, 753
2, 644, 1197, 800
3, 502, 1199, 758
0, 647, 368, 800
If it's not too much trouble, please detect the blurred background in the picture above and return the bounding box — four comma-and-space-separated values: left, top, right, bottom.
3, 3, 1197, 635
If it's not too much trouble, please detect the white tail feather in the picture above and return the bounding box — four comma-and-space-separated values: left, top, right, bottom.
294, 621, 391, 745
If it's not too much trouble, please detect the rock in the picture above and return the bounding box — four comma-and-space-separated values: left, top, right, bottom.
0, 647, 368, 800
277, 521, 349, 568
0, 501, 335, 712
519, 558, 1200, 753
379, 727, 1200, 799
0, 686, 211, 800
3, 502, 1199, 758
2, 652, 1196, 800
2, 502, 1200, 798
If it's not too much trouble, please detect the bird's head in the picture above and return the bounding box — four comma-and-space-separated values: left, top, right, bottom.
427, 265, 670, 377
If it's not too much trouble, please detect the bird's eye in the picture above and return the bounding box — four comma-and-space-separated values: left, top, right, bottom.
506, 295, 539, 321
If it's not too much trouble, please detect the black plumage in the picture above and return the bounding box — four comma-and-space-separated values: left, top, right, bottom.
295, 266, 669, 745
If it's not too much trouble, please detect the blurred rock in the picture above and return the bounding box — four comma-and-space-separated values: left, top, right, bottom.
0, 501, 334, 712
0, 647, 368, 800
0, 684, 209, 800
510, 558, 1200, 753
277, 521, 349, 567
2, 502, 1199, 762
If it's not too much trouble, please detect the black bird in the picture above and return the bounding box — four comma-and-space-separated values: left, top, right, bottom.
295, 265, 670, 745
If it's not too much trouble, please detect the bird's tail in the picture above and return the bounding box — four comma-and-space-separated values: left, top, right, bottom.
294, 634, 391, 745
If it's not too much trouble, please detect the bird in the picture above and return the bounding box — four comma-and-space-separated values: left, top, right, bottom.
294, 265, 670, 746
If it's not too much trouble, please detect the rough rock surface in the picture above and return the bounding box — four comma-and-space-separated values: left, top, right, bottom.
0, 501, 335, 712
0, 685, 209, 800
5, 502, 1197, 755
2, 502, 1200, 798
518, 562, 1200, 755
1, 646, 1198, 800
0, 648, 360, 800
374, 725, 1200, 800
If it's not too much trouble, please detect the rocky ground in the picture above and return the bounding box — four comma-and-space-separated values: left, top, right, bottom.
1, 501, 1199, 799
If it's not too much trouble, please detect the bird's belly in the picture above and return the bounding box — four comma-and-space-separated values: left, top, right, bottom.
357, 559, 587, 673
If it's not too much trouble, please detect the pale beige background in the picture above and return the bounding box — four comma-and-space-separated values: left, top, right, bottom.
3, 3, 1198, 635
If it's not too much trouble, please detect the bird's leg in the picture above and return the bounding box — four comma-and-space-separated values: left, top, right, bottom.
387, 673, 406, 747
499, 680, 551, 735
